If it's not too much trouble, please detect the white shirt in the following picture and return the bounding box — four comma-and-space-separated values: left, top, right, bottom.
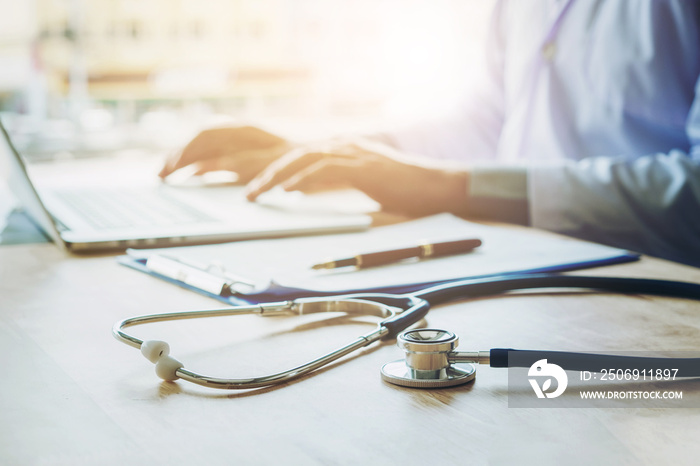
387, 0, 700, 265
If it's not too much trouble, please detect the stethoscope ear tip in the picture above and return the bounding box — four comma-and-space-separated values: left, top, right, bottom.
141, 340, 170, 363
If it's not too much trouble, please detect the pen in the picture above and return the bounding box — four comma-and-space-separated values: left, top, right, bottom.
311, 238, 482, 270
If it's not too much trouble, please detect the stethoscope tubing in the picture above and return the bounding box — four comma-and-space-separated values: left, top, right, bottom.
413, 274, 700, 377
488, 349, 700, 377
413, 273, 700, 305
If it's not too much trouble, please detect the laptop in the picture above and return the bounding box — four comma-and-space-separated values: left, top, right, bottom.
1, 120, 371, 253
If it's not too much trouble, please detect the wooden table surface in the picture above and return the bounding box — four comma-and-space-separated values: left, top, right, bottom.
2, 236, 700, 465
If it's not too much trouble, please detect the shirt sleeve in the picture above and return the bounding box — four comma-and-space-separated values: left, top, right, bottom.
466, 165, 529, 225
527, 75, 700, 267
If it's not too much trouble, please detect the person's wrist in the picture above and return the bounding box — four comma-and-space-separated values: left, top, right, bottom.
401, 165, 469, 217
440, 169, 470, 217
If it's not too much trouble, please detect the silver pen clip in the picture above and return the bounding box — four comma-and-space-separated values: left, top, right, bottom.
145, 254, 258, 296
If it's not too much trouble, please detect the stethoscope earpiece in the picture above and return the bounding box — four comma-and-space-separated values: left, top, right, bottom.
140, 340, 170, 363
380, 329, 478, 388
141, 340, 183, 381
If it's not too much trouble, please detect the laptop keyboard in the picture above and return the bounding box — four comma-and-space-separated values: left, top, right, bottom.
55, 188, 215, 229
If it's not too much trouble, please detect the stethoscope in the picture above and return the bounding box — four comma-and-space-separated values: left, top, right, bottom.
113, 273, 700, 390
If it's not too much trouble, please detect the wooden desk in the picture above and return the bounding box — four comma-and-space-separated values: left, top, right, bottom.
1, 238, 700, 465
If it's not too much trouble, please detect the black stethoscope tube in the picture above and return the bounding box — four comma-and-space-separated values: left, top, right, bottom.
409, 274, 700, 376
413, 273, 700, 305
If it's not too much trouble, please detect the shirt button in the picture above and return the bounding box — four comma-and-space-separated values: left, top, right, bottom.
542, 41, 557, 61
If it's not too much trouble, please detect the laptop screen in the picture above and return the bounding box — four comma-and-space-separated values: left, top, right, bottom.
0, 119, 66, 249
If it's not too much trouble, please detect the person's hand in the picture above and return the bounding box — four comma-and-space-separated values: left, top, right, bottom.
158, 126, 292, 182
245, 137, 470, 217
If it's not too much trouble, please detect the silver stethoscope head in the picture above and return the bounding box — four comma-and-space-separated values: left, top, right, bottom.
381, 328, 490, 388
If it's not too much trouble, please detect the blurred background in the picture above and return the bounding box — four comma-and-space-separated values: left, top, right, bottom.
0, 0, 494, 158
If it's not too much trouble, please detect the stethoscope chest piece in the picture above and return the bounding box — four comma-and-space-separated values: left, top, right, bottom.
380, 329, 476, 388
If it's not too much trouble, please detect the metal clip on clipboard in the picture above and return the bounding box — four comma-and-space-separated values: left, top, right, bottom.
145, 255, 258, 296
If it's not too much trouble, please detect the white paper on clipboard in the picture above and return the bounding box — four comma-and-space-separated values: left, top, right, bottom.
125, 214, 638, 294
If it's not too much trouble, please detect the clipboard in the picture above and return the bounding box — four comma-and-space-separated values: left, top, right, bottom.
117, 214, 639, 305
